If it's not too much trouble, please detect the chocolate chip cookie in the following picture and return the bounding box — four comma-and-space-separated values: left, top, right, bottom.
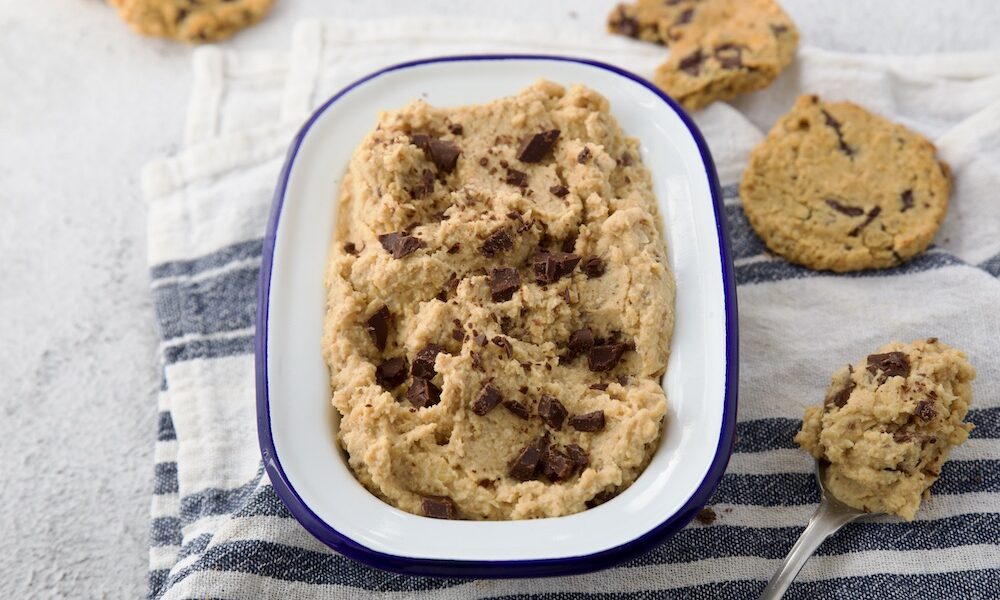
323, 81, 675, 520
109, 0, 274, 43
740, 95, 951, 272
796, 339, 975, 520
607, 0, 799, 111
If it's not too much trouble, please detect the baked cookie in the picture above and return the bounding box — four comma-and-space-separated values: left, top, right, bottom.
607, 0, 799, 111
109, 0, 274, 43
740, 95, 951, 272
795, 339, 975, 520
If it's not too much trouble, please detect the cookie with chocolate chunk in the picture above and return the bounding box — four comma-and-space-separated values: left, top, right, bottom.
607, 0, 798, 111
109, 0, 274, 43
740, 95, 951, 272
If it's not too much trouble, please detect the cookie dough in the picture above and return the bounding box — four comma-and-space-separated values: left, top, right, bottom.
109, 0, 273, 43
608, 0, 799, 111
322, 80, 675, 520
740, 95, 951, 272
795, 339, 975, 520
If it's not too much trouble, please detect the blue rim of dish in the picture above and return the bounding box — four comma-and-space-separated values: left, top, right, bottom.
256, 54, 738, 578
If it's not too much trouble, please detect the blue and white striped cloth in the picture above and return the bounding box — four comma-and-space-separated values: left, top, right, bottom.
143, 18, 1000, 600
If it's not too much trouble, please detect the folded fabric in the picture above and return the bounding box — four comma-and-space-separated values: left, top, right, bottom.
144, 18, 1000, 600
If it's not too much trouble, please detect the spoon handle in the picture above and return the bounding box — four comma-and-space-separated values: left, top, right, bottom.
758, 498, 864, 600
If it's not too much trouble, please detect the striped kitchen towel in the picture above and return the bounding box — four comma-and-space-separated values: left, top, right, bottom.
143, 18, 1000, 600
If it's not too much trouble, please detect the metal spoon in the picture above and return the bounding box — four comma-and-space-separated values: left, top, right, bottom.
759, 459, 881, 599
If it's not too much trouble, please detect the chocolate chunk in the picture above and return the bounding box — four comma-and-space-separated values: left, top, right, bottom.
612, 7, 639, 37
500, 315, 514, 334
568, 328, 595, 355
446, 243, 461, 255
505, 168, 528, 188
901, 189, 914, 212
848, 206, 881, 237
508, 437, 545, 481
825, 198, 865, 217
695, 507, 717, 525
412, 343, 445, 379
577, 146, 591, 164
541, 447, 575, 481
826, 379, 856, 409
471, 383, 502, 415
375, 357, 408, 389
533, 252, 581, 284
714, 43, 743, 69
448, 123, 463, 135
674, 7, 694, 26
481, 228, 514, 257
479, 156, 489, 167
770, 23, 789, 35
502, 398, 530, 420
550, 184, 569, 197
489, 267, 522, 302
893, 430, 913, 443
451, 328, 464, 341
915, 399, 937, 421
411, 135, 461, 173
516, 129, 561, 163
538, 394, 568, 430
679, 49, 705, 76
364, 305, 390, 351
588, 343, 630, 372
492, 336, 513, 359
569, 410, 605, 432
474, 333, 488, 346
565, 443, 589, 470
581, 256, 606, 278
407, 377, 442, 408
409, 168, 435, 198
421, 495, 456, 519
343, 242, 358, 255
820, 109, 855, 157
866, 351, 911, 383
617, 375, 629, 386
589, 383, 609, 391
378, 231, 425, 259
621, 152, 633, 167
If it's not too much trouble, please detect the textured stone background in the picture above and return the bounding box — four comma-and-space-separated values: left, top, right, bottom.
1, 1, 997, 597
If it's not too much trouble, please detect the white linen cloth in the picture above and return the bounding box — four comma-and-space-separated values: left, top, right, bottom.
142, 17, 1000, 599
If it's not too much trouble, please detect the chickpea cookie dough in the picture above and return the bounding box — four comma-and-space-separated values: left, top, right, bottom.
322, 80, 675, 520
796, 339, 975, 520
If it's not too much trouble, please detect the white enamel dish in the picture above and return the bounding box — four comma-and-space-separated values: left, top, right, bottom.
256, 55, 738, 578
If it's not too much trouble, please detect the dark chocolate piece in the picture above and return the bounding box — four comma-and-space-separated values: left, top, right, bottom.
471, 383, 502, 415
421, 495, 456, 519
825, 198, 864, 216
508, 437, 545, 481
516, 129, 560, 163
378, 231, 425, 259
679, 49, 705, 76
569, 410, 605, 432
611, 7, 639, 37
915, 399, 937, 421
448, 124, 463, 135
481, 228, 514, 257
492, 336, 513, 359
565, 443, 589, 470
409, 168, 435, 198
538, 394, 567, 430
474, 333, 488, 346
567, 328, 595, 355
848, 207, 881, 237
489, 267, 522, 302
375, 357, 408, 389
820, 109, 855, 157
901, 189, 914, 212
550, 184, 569, 197
589, 383, 609, 391
502, 398, 530, 420
505, 168, 528, 188
826, 378, 856, 409
364, 305, 390, 351
581, 256, 606, 278
541, 446, 574, 481
343, 242, 358, 255
577, 146, 591, 164
866, 351, 911, 383
714, 43, 743, 69
588, 343, 630, 372
621, 152, 633, 167
533, 252, 581, 284
411, 134, 461, 173
406, 377, 442, 408
411, 343, 445, 379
